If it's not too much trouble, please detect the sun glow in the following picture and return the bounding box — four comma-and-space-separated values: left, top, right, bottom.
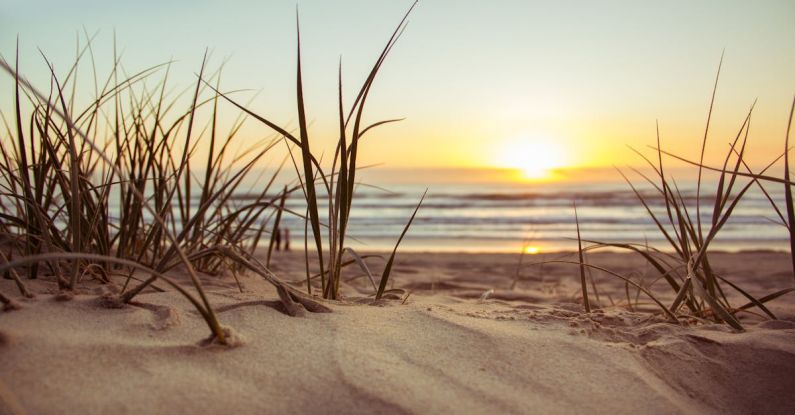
524, 246, 541, 255
495, 135, 568, 180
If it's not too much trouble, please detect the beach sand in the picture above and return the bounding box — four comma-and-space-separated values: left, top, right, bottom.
1, 250, 794, 414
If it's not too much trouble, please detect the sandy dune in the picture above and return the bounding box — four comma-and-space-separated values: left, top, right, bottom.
1, 251, 794, 414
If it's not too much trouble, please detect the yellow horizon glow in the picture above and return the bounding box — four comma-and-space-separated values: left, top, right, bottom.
494, 135, 569, 181
524, 246, 541, 255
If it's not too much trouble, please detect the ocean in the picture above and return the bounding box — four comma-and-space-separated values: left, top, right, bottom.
264, 172, 791, 254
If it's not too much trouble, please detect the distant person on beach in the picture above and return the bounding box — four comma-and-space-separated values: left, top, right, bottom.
283, 229, 291, 251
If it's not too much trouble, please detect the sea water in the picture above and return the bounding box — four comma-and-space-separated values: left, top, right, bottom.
257, 175, 791, 253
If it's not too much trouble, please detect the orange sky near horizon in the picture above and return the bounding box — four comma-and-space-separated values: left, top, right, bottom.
2, 1, 794, 183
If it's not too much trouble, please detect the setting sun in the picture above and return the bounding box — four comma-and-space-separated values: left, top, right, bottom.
495, 135, 567, 180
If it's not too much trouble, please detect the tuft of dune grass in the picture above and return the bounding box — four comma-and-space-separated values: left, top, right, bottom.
0, 2, 422, 343
529, 60, 795, 328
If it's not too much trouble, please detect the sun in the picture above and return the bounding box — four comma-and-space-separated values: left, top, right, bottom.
495, 135, 568, 180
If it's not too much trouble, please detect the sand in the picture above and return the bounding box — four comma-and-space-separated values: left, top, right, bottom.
1, 250, 794, 414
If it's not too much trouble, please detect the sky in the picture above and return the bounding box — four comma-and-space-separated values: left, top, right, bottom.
2, 0, 794, 181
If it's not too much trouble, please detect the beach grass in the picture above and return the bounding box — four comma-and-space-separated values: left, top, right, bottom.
0, 42, 289, 343
542, 64, 795, 328
2, 0, 791, 341
207, 1, 421, 300
0, 2, 422, 343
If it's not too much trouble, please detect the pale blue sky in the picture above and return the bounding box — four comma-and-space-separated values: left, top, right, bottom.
2, 0, 794, 170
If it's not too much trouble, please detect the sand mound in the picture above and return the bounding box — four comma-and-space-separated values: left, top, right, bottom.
1, 251, 794, 414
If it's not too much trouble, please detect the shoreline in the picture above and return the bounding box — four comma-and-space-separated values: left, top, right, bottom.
306, 246, 792, 255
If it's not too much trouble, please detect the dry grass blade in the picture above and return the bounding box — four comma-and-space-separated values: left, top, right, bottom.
574, 202, 590, 313
669, 277, 691, 314
733, 287, 795, 314
581, 240, 685, 292
783, 96, 795, 281
653, 147, 795, 186
690, 267, 743, 331
695, 52, 724, 244
211, 246, 331, 314
714, 274, 777, 319
617, 167, 684, 257
0, 252, 211, 319
302, 254, 384, 283
376, 189, 426, 300
0, 251, 33, 298
342, 247, 378, 293
294, 15, 326, 292
541, 260, 678, 322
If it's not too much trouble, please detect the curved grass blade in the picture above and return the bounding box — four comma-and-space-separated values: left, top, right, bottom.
376, 189, 425, 300
342, 247, 377, 293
